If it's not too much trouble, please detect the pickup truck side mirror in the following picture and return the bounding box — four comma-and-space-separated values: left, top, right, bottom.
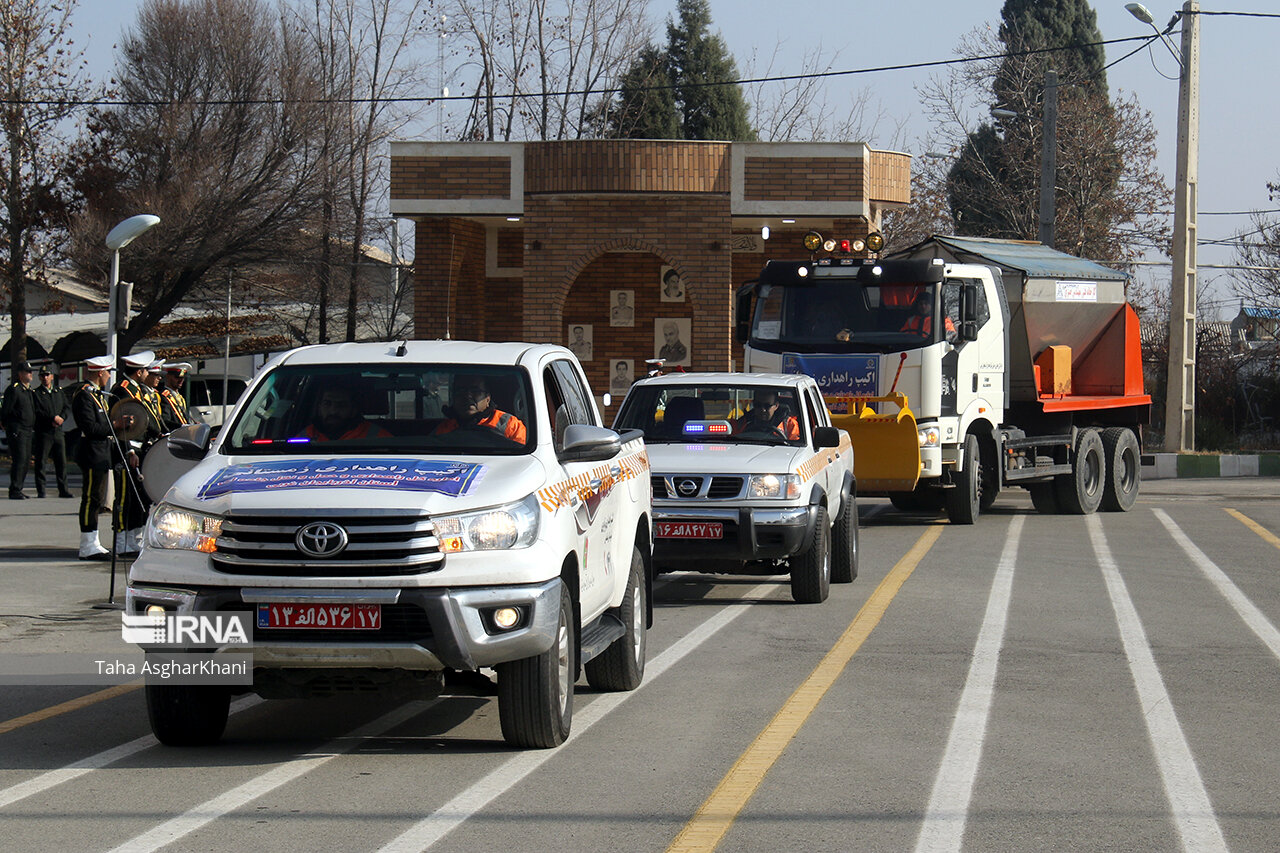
813, 426, 840, 448
167, 422, 213, 460
559, 424, 622, 463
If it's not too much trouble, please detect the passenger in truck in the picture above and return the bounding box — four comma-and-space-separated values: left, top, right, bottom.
433, 377, 527, 444
298, 385, 391, 441
733, 390, 800, 440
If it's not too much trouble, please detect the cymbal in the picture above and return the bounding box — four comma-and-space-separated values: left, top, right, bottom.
109, 399, 151, 442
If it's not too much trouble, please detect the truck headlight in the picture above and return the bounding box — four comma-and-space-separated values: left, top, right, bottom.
918, 425, 941, 447
434, 494, 540, 553
147, 504, 223, 553
748, 474, 801, 500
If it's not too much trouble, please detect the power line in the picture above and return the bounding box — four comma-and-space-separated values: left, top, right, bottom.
0, 34, 1161, 109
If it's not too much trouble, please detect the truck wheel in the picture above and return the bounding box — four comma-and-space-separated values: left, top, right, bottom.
1028, 482, 1060, 514
832, 489, 858, 583
145, 684, 231, 746
585, 547, 647, 691
790, 506, 831, 603
1055, 428, 1105, 514
497, 585, 575, 748
1100, 427, 1140, 512
979, 438, 1000, 512
945, 434, 981, 525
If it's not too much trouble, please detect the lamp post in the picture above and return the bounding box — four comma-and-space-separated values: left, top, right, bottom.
1128, 1, 1199, 451
104, 214, 161, 373
991, 66, 1058, 249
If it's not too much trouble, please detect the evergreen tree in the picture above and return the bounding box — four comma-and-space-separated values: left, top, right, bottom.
609, 45, 680, 139
947, 0, 1124, 250
608, 0, 754, 141
667, 0, 754, 141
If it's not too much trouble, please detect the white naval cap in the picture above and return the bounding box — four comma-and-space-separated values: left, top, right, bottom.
85, 354, 114, 370
121, 350, 156, 370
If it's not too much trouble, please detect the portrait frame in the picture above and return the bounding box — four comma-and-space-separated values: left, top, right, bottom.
654, 317, 692, 367
659, 265, 685, 302
609, 359, 634, 396
565, 323, 593, 361
609, 289, 635, 327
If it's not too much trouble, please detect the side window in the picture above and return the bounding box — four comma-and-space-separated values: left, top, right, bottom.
946, 278, 990, 330
807, 387, 831, 429
550, 360, 595, 427
543, 367, 568, 452
802, 391, 821, 445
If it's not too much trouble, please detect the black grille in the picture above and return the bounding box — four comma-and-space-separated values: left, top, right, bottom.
708, 477, 743, 499
221, 602, 433, 643
212, 510, 444, 577
650, 475, 669, 499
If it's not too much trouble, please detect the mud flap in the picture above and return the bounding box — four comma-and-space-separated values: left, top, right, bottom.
829, 392, 922, 492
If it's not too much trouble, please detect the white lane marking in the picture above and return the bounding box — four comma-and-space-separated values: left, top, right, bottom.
108, 699, 436, 853
0, 696, 262, 811
378, 582, 779, 853
915, 515, 1023, 853
1089, 514, 1227, 853
1155, 508, 1280, 661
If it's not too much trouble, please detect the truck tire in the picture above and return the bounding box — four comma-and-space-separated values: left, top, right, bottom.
832, 489, 859, 583
979, 438, 1000, 512
790, 506, 831, 603
1055, 428, 1105, 514
1028, 482, 1061, 514
945, 434, 981, 525
498, 584, 575, 748
145, 683, 231, 746
585, 547, 647, 691
1100, 427, 1140, 512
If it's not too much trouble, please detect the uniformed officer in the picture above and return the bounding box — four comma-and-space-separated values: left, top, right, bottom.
72, 354, 132, 560
110, 351, 164, 554
33, 365, 74, 498
2, 360, 37, 499
158, 362, 193, 431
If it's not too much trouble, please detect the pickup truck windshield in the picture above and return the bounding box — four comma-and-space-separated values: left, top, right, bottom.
223, 364, 535, 455
752, 280, 957, 352
615, 384, 804, 446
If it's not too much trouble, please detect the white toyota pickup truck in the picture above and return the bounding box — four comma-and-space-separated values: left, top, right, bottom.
129, 341, 652, 749
612, 372, 856, 603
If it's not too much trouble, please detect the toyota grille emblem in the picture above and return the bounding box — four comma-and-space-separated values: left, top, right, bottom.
676, 478, 699, 497
296, 521, 349, 558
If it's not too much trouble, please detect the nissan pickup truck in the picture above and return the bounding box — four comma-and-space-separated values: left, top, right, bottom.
128, 341, 652, 749
612, 372, 856, 603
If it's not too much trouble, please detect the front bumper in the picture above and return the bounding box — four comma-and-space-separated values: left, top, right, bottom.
651, 503, 817, 563
125, 579, 564, 672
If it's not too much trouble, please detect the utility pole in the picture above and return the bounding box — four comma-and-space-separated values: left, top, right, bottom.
1165, 1, 1199, 451
1038, 69, 1058, 248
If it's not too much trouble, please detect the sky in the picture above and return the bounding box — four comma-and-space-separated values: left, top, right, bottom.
68, 0, 1279, 318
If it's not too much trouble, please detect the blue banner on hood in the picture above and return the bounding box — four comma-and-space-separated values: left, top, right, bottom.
782, 353, 879, 396
196, 458, 486, 500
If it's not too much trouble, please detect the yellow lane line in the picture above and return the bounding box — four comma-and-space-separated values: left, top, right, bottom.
666, 524, 945, 853
0, 683, 141, 736
1225, 508, 1280, 552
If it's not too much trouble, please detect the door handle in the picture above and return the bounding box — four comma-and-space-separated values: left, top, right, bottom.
972, 374, 978, 392
589, 478, 602, 492
610, 464, 622, 479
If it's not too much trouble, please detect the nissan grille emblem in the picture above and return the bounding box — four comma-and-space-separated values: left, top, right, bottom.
296, 521, 349, 557
676, 478, 699, 497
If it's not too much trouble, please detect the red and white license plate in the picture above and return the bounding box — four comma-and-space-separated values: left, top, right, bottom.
256, 603, 382, 630
655, 521, 723, 539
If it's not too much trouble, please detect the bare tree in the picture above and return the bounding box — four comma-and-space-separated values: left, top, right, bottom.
68, 0, 329, 353
1, 0, 89, 370
914, 24, 1168, 263
1232, 176, 1280, 310
443, 0, 650, 141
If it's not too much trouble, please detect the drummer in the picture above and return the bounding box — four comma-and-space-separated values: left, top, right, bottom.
109, 351, 165, 555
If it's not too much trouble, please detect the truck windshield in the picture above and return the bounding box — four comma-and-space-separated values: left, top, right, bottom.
614, 384, 804, 446
752, 279, 955, 352
222, 364, 535, 455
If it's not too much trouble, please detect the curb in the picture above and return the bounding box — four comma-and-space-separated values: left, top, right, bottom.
1141, 453, 1280, 480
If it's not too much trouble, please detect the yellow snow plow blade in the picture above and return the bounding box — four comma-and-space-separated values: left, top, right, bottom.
827, 392, 922, 492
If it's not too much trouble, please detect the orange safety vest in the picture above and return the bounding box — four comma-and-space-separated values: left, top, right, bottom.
901, 314, 956, 336
434, 409, 527, 444
302, 420, 389, 441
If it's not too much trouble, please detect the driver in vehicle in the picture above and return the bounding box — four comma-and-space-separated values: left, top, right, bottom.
299, 385, 391, 441
733, 390, 799, 440
433, 377, 527, 444
900, 293, 956, 338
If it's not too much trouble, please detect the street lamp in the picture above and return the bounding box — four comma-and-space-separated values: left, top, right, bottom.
1128, 1, 1199, 451
104, 214, 161, 374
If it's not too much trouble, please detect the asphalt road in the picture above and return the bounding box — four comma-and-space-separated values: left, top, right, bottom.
1, 478, 1278, 852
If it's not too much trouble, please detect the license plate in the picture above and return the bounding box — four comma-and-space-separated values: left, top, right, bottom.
256, 603, 382, 630
655, 521, 723, 539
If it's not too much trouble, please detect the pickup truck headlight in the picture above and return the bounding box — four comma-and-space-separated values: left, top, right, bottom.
918, 425, 941, 447
748, 474, 801, 500
434, 494, 540, 553
147, 504, 223, 553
